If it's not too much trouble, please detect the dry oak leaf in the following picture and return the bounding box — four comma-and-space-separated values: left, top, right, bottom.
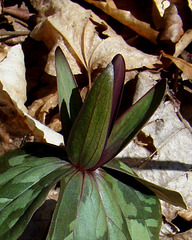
30, 0, 161, 78
117, 72, 192, 237
174, 29, 192, 57
85, 0, 159, 44
162, 51, 192, 81
160, 3, 184, 43
0, 44, 63, 145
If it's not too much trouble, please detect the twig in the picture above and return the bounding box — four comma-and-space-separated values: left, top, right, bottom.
0, 30, 30, 37
3, 7, 34, 21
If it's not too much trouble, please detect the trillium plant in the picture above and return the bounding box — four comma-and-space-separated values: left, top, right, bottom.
0, 47, 186, 240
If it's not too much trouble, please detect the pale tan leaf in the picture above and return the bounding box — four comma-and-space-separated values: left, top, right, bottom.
118, 73, 192, 236
106, 0, 117, 9
160, 3, 184, 43
0, 44, 63, 145
153, 0, 170, 17
188, 0, 192, 11
0, 44, 27, 112
85, 0, 159, 44
24, 113, 63, 145
162, 52, 192, 80
30, 0, 161, 78
0, 44, 10, 62
152, 0, 170, 29
28, 92, 58, 124
174, 29, 192, 57
179, 206, 192, 222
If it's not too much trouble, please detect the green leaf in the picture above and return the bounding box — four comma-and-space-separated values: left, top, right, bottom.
101, 170, 161, 240
47, 170, 131, 240
66, 62, 114, 170
55, 47, 82, 143
103, 158, 187, 209
101, 79, 166, 163
0, 146, 74, 240
47, 168, 161, 240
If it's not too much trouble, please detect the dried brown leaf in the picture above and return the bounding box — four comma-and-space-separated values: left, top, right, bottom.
160, 3, 184, 43
0, 44, 63, 145
85, 0, 159, 44
179, 206, 192, 222
0, 44, 27, 112
174, 29, 192, 57
153, 0, 170, 17
28, 92, 58, 124
0, 44, 10, 62
162, 52, 192, 80
188, 0, 192, 11
30, 0, 161, 78
117, 71, 192, 237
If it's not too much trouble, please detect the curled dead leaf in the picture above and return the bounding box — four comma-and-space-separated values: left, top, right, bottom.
28, 92, 58, 124
162, 51, 192, 80
0, 44, 27, 112
85, 0, 159, 44
0, 44, 63, 146
153, 0, 170, 17
160, 3, 184, 43
31, 0, 161, 79
174, 29, 192, 57
188, 0, 192, 11
179, 206, 192, 222
0, 44, 10, 62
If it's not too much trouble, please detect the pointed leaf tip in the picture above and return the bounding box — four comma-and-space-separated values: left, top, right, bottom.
95, 79, 166, 168
55, 47, 82, 144
111, 54, 125, 123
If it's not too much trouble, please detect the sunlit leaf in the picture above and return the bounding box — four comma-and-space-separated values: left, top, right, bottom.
99, 79, 166, 166
66, 62, 114, 170
104, 158, 187, 209
0, 143, 74, 240
84, 0, 158, 44
162, 51, 192, 81
55, 47, 82, 143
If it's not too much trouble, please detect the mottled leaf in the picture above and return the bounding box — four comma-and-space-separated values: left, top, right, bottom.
99, 79, 166, 165
47, 168, 161, 240
66, 62, 114, 170
47, 170, 131, 240
0, 144, 74, 240
103, 158, 187, 209
101, 169, 161, 240
55, 47, 82, 143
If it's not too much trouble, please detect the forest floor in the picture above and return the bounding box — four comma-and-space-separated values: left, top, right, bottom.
0, 0, 192, 239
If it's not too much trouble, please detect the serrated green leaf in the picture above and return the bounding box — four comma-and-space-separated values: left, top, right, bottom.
103, 158, 187, 209
0, 146, 74, 240
66, 63, 114, 170
101, 79, 166, 163
55, 47, 82, 143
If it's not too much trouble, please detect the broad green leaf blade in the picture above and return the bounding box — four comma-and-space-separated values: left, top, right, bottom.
101, 170, 161, 240
103, 158, 187, 209
0, 145, 74, 240
66, 63, 114, 170
101, 79, 166, 164
47, 170, 131, 240
55, 47, 82, 143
